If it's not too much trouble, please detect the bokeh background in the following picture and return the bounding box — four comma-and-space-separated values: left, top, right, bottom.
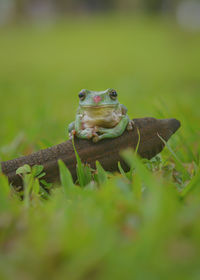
0, 0, 200, 161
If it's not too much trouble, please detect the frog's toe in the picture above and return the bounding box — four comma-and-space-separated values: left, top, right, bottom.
80, 128, 93, 139
86, 133, 93, 139
92, 135, 100, 143
92, 131, 98, 137
127, 120, 134, 131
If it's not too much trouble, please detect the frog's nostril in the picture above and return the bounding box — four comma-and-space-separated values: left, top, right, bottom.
93, 96, 101, 103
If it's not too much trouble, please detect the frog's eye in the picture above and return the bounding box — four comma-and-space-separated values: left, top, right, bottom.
78, 91, 86, 100
109, 89, 118, 99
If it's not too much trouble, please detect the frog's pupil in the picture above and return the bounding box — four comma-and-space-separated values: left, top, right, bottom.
110, 91, 117, 97
79, 92, 85, 99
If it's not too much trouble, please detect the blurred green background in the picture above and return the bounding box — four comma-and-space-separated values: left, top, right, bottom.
0, 1, 200, 279
0, 1, 200, 161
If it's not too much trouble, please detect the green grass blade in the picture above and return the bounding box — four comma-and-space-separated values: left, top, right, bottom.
121, 149, 156, 188
118, 161, 127, 179
83, 164, 93, 186
95, 161, 107, 185
132, 172, 142, 200
180, 169, 200, 198
135, 127, 141, 154
158, 134, 190, 181
58, 159, 74, 193
72, 137, 86, 187
72, 137, 92, 187
32, 178, 40, 195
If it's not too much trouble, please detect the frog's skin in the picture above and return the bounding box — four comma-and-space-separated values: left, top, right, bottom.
68, 88, 134, 143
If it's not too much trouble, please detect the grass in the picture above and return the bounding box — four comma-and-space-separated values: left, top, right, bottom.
0, 14, 200, 279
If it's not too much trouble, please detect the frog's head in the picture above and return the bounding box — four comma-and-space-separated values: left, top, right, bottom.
78, 88, 119, 108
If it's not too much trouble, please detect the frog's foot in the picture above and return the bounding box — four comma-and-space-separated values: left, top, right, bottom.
92, 135, 100, 143
92, 127, 111, 142
84, 129, 94, 139
127, 120, 134, 131
75, 128, 94, 140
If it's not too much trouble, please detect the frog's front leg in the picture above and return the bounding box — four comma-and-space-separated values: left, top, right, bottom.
93, 115, 129, 143
74, 114, 97, 140
68, 121, 75, 138
120, 104, 134, 131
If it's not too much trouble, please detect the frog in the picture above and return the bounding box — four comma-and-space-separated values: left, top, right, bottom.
68, 88, 134, 143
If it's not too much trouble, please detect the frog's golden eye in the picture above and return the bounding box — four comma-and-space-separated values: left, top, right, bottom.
109, 89, 117, 99
78, 91, 86, 100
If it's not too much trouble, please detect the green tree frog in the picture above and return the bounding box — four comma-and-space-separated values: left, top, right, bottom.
68, 88, 134, 142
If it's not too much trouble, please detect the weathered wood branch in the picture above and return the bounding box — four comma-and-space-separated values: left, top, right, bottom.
1, 118, 181, 188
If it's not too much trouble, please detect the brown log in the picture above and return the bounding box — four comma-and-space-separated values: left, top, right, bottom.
1, 118, 181, 188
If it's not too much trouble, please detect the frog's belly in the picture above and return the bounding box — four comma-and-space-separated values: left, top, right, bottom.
82, 112, 121, 128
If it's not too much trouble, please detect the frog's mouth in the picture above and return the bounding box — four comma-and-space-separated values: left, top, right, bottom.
81, 105, 116, 109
